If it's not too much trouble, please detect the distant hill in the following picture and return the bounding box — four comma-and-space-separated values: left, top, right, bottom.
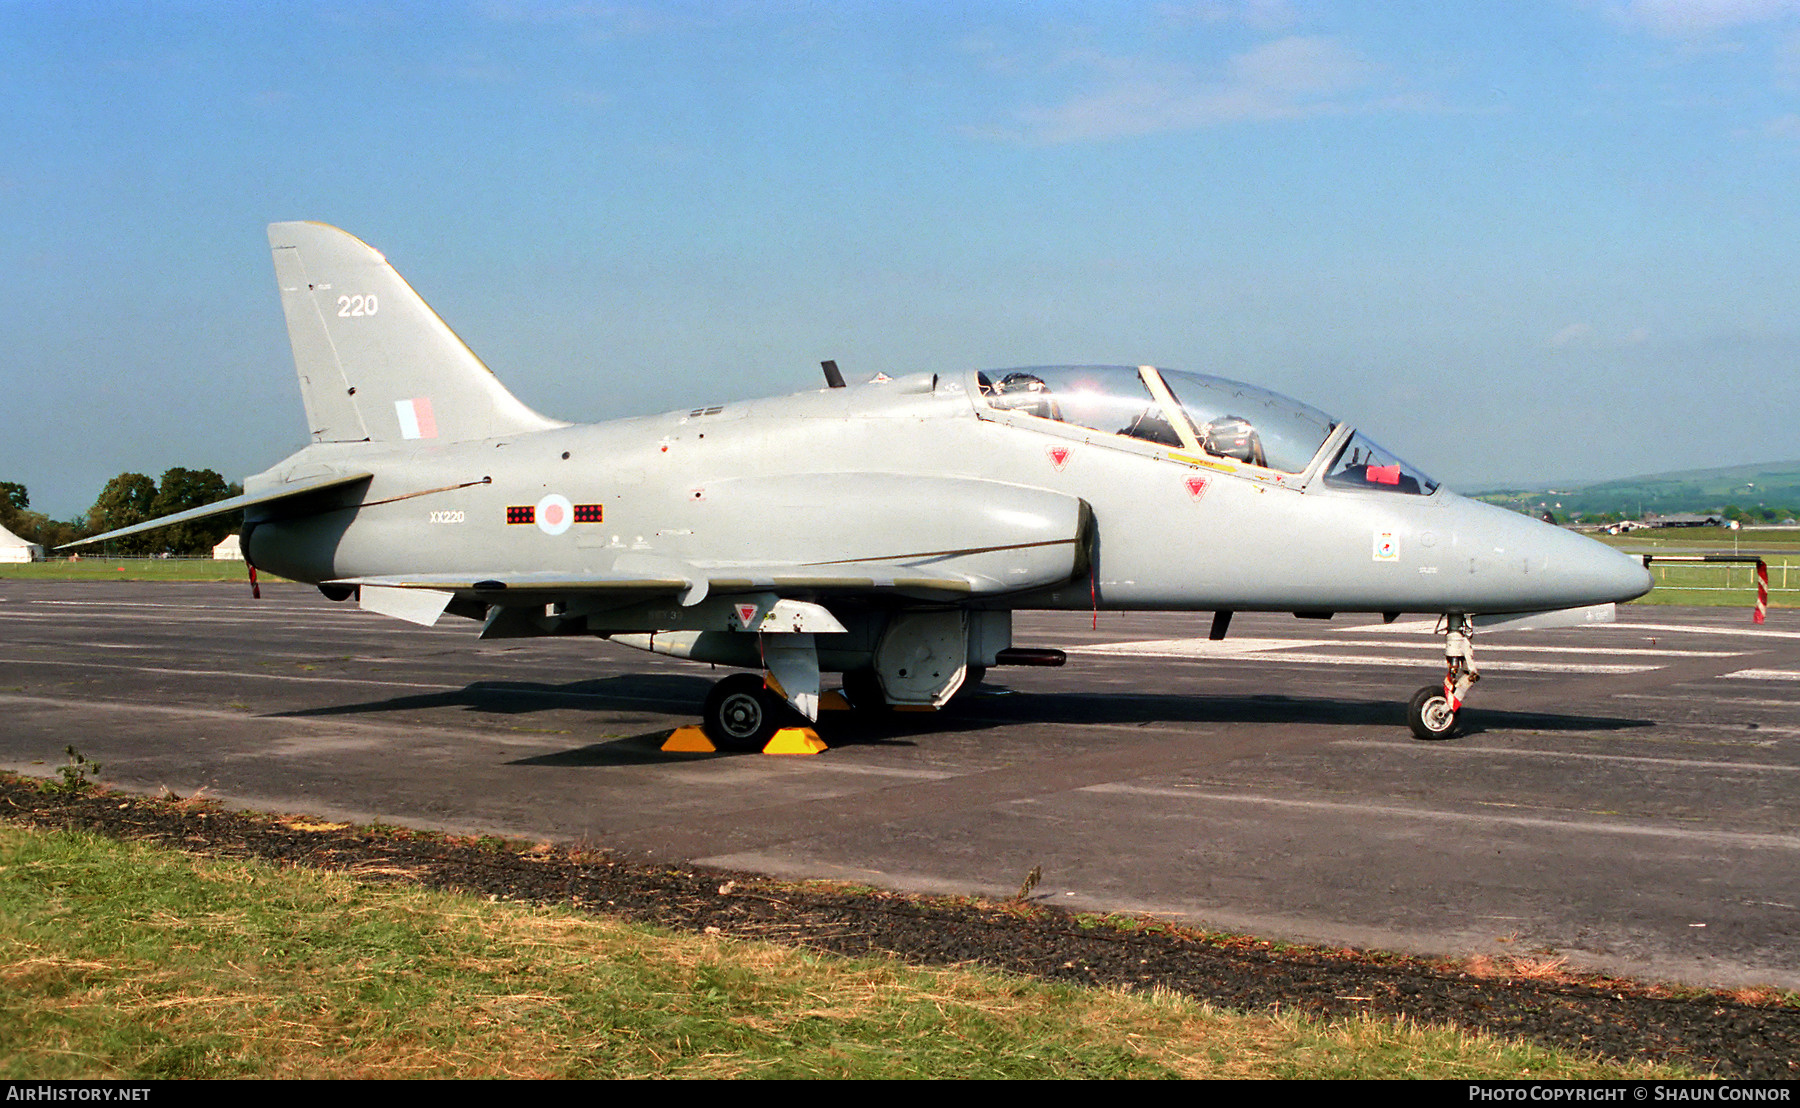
1473, 460, 1800, 523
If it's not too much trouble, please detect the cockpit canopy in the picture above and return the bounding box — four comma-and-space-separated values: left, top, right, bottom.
975, 365, 1437, 495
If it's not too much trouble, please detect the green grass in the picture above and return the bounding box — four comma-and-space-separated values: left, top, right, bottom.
1596, 535, 1799, 608
0, 824, 1681, 1080
1601, 529, 1800, 547
0, 559, 291, 583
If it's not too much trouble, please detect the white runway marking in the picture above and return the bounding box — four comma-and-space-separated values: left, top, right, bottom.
1596, 622, 1800, 641
1337, 619, 1449, 634
1337, 740, 1800, 772
1067, 640, 1659, 673
1254, 652, 1651, 674
1617, 693, 1800, 709
1079, 783, 1800, 850
1342, 618, 1800, 641
0, 612, 328, 628
5, 599, 379, 622
0, 694, 595, 750
0, 656, 699, 710
1073, 637, 1738, 658
1721, 669, 1800, 682
1070, 636, 1335, 656
0, 656, 460, 690
25, 599, 266, 609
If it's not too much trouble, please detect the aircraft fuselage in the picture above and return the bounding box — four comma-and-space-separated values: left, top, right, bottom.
80, 222, 1652, 744
246, 370, 1648, 618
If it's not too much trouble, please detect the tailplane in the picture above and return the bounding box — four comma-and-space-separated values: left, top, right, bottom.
268, 222, 566, 444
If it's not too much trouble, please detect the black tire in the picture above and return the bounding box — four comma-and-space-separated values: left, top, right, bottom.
1407, 684, 1460, 741
703, 673, 784, 752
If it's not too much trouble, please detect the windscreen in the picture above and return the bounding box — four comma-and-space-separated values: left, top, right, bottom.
1155, 369, 1337, 474
1322, 432, 1439, 495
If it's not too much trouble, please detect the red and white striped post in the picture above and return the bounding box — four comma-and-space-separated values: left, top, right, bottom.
1640, 554, 1770, 624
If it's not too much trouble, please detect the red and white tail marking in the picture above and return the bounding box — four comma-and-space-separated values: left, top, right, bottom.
394, 397, 438, 440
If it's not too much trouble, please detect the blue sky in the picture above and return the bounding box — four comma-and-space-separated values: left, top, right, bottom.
4, 1, 1798, 517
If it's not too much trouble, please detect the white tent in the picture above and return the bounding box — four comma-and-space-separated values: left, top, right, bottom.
212, 533, 244, 561
1, 520, 43, 563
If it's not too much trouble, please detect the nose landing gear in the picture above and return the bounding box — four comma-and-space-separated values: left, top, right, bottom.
1408, 613, 1479, 740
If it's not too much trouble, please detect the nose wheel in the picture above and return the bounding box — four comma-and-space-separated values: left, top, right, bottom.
1407, 684, 1460, 739
1409, 613, 1478, 741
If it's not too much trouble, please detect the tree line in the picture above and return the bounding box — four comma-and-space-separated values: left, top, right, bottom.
1, 469, 242, 556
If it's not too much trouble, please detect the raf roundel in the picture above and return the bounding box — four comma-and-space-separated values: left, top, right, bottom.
536, 494, 574, 536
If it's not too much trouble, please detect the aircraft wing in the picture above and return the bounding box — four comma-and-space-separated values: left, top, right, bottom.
61, 470, 374, 550
330, 546, 1077, 630
329, 570, 695, 596
330, 560, 1028, 603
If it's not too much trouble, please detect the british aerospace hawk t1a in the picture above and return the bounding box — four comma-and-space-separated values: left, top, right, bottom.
72, 222, 1653, 748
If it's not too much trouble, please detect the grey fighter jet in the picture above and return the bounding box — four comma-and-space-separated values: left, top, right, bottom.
72, 222, 1653, 748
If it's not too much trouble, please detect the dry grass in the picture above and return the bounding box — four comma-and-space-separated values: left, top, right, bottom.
0, 824, 1687, 1080
276, 816, 349, 833
1729, 986, 1788, 1007
1463, 953, 1576, 984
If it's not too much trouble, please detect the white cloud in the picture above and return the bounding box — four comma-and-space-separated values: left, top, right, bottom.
997, 35, 1386, 144
1765, 112, 1800, 139
475, 1, 723, 38
1549, 323, 1653, 349
1601, 0, 1798, 38
1227, 34, 1372, 95
1550, 323, 1595, 349
1778, 30, 1800, 86
1159, 0, 1301, 32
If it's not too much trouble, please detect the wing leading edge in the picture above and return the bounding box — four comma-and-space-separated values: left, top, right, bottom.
61, 471, 375, 551
330, 528, 1090, 630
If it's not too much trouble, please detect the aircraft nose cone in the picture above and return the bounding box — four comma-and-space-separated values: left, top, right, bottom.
1520, 520, 1653, 608
1453, 497, 1654, 610
1580, 540, 1654, 604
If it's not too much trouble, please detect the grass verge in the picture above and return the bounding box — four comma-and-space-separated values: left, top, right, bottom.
0, 559, 292, 583
0, 823, 1680, 1080
1601, 543, 1798, 609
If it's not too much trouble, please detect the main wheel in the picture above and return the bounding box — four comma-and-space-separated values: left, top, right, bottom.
1407, 684, 1460, 740
703, 673, 784, 751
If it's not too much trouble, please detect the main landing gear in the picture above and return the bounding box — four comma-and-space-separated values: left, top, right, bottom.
1407, 613, 1479, 741
701, 672, 798, 752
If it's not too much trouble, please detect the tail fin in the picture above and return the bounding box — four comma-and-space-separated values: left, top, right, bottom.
268, 222, 566, 444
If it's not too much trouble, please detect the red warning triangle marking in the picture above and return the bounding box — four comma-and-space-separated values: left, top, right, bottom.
1184, 475, 1209, 499
1047, 446, 1070, 470
736, 604, 759, 626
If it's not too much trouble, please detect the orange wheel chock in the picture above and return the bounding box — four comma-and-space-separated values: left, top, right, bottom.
661, 726, 716, 753
763, 728, 828, 755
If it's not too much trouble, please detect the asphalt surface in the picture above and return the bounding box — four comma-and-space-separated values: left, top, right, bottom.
2, 579, 1796, 991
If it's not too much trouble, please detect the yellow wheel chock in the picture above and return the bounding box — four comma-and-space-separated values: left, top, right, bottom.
660, 725, 827, 755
